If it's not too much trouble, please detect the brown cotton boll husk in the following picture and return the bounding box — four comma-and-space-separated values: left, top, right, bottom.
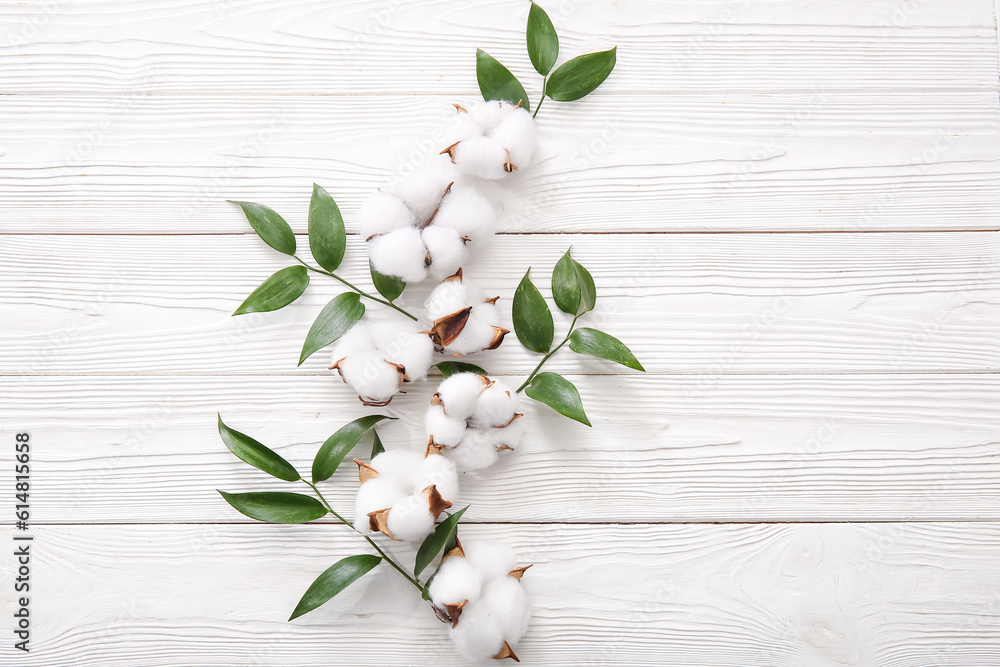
445, 267, 464, 282
503, 149, 516, 173
441, 141, 459, 160
425, 437, 446, 457
445, 600, 467, 628
507, 565, 532, 581
493, 413, 523, 429
453, 103, 468, 114
422, 484, 453, 520
477, 374, 495, 390
367, 508, 393, 538
353, 458, 379, 484
493, 642, 519, 662
443, 537, 465, 561
486, 327, 509, 351
360, 396, 393, 407
484, 296, 500, 305
430, 307, 473, 347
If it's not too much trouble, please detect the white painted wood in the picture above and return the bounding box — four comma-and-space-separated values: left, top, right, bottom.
1, 93, 997, 233
5, 374, 999, 523
2, 0, 997, 95
3, 233, 997, 375
2, 523, 1000, 666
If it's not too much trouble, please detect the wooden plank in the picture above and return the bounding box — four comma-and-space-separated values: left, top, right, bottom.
1, 0, 996, 94
2, 93, 998, 233
5, 374, 999, 523
3, 522, 999, 665
2, 233, 997, 375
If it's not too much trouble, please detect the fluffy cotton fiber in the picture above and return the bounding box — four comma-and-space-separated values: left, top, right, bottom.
425, 272, 508, 356
330, 319, 434, 406
444, 100, 537, 180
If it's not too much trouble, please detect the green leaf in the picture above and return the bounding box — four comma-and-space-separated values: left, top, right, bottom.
370, 261, 405, 302
370, 430, 385, 458
218, 491, 328, 524
233, 266, 310, 316
512, 269, 554, 354
298, 293, 365, 366
414, 506, 468, 577
435, 361, 489, 378
551, 248, 597, 315
289, 554, 382, 621
527, 2, 559, 76
525, 372, 591, 426
476, 48, 530, 111
545, 47, 617, 102
312, 415, 397, 483
569, 328, 645, 371
217, 415, 300, 482
233, 201, 296, 256
308, 184, 346, 272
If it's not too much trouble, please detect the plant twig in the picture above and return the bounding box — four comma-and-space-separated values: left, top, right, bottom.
292, 255, 417, 321
516, 312, 582, 392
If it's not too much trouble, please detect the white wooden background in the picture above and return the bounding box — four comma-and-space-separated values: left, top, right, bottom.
2, 0, 999, 665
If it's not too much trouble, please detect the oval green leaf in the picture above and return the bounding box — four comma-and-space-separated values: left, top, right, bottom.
233, 266, 310, 316
527, 2, 559, 75
298, 293, 365, 366
312, 415, 397, 484
512, 269, 554, 354
233, 201, 296, 256
217, 415, 300, 482
218, 491, 328, 523
525, 372, 591, 426
370, 261, 405, 302
308, 184, 346, 272
289, 554, 383, 621
545, 46, 617, 102
569, 328, 645, 371
435, 361, 489, 378
370, 430, 385, 458
476, 48, 530, 111
552, 248, 597, 315
414, 506, 468, 577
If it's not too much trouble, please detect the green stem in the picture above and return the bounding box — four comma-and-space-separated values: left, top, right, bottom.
516, 312, 581, 393
532, 85, 546, 119
293, 255, 418, 321
304, 480, 423, 591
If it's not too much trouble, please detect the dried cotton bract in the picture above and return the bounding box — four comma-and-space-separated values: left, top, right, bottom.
330, 320, 434, 406
353, 448, 459, 543
426, 372, 523, 471
425, 269, 509, 356
360, 169, 498, 283
443, 101, 537, 180
429, 539, 532, 661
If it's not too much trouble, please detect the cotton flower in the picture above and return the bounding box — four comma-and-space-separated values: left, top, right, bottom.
426, 372, 523, 471
428, 539, 532, 661
442, 100, 537, 180
361, 169, 497, 284
330, 319, 434, 406
425, 269, 509, 356
353, 447, 459, 543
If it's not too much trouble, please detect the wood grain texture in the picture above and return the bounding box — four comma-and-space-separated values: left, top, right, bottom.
1, 93, 998, 233
2, 233, 997, 375
2, 0, 997, 95
4, 374, 998, 523
2, 523, 999, 666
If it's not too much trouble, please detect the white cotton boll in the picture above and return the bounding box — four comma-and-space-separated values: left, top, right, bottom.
435, 373, 486, 419
449, 599, 506, 660
354, 477, 406, 533
470, 101, 506, 134
330, 322, 374, 362
482, 576, 531, 643
368, 320, 434, 382
453, 135, 510, 181
445, 309, 496, 355
415, 454, 460, 501
432, 187, 498, 245
493, 418, 524, 450
367, 226, 428, 284
357, 190, 415, 238
472, 379, 519, 427
337, 350, 402, 403
426, 404, 468, 447
461, 541, 518, 582
492, 106, 536, 170
390, 170, 454, 222
429, 556, 484, 606
425, 280, 469, 321
453, 112, 481, 142
385, 494, 435, 542
422, 226, 469, 281
370, 450, 426, 488
444, 429, 499, 471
